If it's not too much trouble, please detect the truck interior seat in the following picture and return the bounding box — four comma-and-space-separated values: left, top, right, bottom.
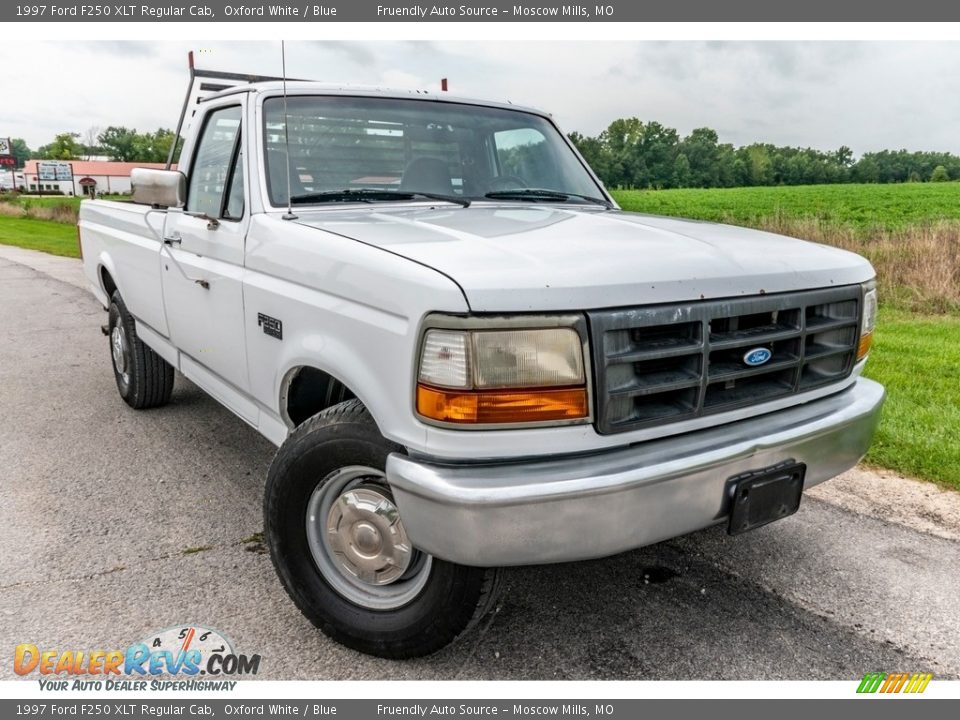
400, 157, 455, 196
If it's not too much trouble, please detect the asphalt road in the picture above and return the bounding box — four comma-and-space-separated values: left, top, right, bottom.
1, 248, 958, 681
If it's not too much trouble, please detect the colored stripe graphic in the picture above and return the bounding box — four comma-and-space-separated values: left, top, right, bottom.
879, 673, 897, 693
857, 672, 932, 694
906, 673, 933, 693
857, 673, 886, 693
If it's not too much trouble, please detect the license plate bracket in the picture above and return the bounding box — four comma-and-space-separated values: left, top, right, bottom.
727, 461, 806, 535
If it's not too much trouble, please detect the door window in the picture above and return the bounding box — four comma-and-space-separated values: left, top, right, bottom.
187, 105, 243, 218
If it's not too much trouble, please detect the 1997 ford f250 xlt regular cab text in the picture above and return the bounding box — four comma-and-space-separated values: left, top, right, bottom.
79, 64, 884, 658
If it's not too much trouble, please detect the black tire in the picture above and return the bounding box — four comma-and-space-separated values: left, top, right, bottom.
107, 291, 174, 410
264, 399, 502, 658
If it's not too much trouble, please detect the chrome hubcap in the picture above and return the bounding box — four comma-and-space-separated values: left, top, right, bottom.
111, 324, 129, 384
305, 466, 431, 610
325, 487, 412, 585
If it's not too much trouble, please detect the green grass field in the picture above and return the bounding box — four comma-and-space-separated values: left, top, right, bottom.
611, 182, 960, 232
0, 216, 79, 257
15, 196, 89, 208
863, 310, 960, 490
0, 195, 127, 225
5, 194, 126, 208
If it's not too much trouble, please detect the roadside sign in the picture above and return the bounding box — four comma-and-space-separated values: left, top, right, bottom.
38, 161, 73, 181
0, 138, 14, 169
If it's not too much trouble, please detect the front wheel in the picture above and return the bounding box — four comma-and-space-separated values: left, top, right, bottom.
264, 399, 502, 658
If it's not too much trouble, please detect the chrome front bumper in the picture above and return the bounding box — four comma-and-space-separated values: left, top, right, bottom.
387, 378, 885, 567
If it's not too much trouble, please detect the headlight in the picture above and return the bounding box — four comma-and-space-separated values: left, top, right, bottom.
418, 329, 470, 388
857, 284, 878, 361
416, 323, 589, 426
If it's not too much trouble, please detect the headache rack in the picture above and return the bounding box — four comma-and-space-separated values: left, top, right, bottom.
588, 285, 863, 434
166, 50, 308, 169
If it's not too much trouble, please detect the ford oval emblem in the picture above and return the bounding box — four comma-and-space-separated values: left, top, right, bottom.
743, 347, 773, 366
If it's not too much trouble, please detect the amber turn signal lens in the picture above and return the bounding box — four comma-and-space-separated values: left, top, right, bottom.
417, 384, 588, 424
857, 331, 873, 360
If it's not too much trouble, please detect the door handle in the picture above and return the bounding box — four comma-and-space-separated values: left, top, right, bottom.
141, 210, 207, 289
159, 238, 210, 290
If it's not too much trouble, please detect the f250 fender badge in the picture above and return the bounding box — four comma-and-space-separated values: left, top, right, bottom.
257, 313, 283, 340
743, 347, 772, 366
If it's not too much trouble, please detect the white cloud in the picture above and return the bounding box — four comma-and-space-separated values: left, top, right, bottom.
378, 69, 426, 89
1, 41, 958, 156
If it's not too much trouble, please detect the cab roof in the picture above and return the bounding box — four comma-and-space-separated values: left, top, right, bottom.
201, 80, 551, 118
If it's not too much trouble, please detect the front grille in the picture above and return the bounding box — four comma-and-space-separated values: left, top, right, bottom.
588, 286, 862, 434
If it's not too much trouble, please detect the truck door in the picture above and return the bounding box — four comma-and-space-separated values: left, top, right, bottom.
161, 102, 251, 398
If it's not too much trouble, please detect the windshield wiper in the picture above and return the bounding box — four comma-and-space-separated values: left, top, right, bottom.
289, 188, 470, 207
484, 188, 612, 209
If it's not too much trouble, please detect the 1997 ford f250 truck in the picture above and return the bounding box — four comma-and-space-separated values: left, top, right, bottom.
79, 65, 884, 658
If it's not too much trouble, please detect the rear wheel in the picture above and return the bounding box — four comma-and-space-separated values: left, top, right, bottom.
264, 399, 502, 658
107, 291, 174, 409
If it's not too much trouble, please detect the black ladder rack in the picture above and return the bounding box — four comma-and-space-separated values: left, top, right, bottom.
166, 50, 308, 168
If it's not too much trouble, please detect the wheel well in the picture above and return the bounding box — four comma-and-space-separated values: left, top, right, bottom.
100, 266, 117, 299
283, 367, 357, 427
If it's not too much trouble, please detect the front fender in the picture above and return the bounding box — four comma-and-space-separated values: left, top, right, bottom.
243, 214, 470, 450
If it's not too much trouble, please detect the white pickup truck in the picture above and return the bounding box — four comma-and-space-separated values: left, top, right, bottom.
79, 70, 884, 658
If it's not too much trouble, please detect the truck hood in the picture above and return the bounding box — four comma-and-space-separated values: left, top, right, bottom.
291, 205, 874, 312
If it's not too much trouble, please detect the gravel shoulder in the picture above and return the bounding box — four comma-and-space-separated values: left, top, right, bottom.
810, 466, 960, 542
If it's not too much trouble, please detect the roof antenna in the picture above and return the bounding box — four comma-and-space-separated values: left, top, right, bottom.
280, 41, 297, 221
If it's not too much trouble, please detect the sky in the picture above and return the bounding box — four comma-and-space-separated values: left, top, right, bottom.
4, 40, 960, 156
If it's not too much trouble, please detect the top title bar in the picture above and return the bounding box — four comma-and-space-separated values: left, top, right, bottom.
7, 0, 960, 22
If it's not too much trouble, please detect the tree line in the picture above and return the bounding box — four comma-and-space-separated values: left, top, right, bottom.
568, 119, 960, 188
10, 127, 183, 166
8, 118, 960, 188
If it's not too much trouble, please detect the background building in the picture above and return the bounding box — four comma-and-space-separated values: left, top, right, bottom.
20, 160, 172, 196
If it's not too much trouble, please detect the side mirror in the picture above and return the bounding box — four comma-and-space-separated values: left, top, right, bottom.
131, 168, 186, 208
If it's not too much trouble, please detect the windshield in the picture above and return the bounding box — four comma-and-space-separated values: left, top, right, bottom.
262, 95, 605, 207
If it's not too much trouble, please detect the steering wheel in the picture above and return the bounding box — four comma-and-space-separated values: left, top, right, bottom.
488, 175, 528, 191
